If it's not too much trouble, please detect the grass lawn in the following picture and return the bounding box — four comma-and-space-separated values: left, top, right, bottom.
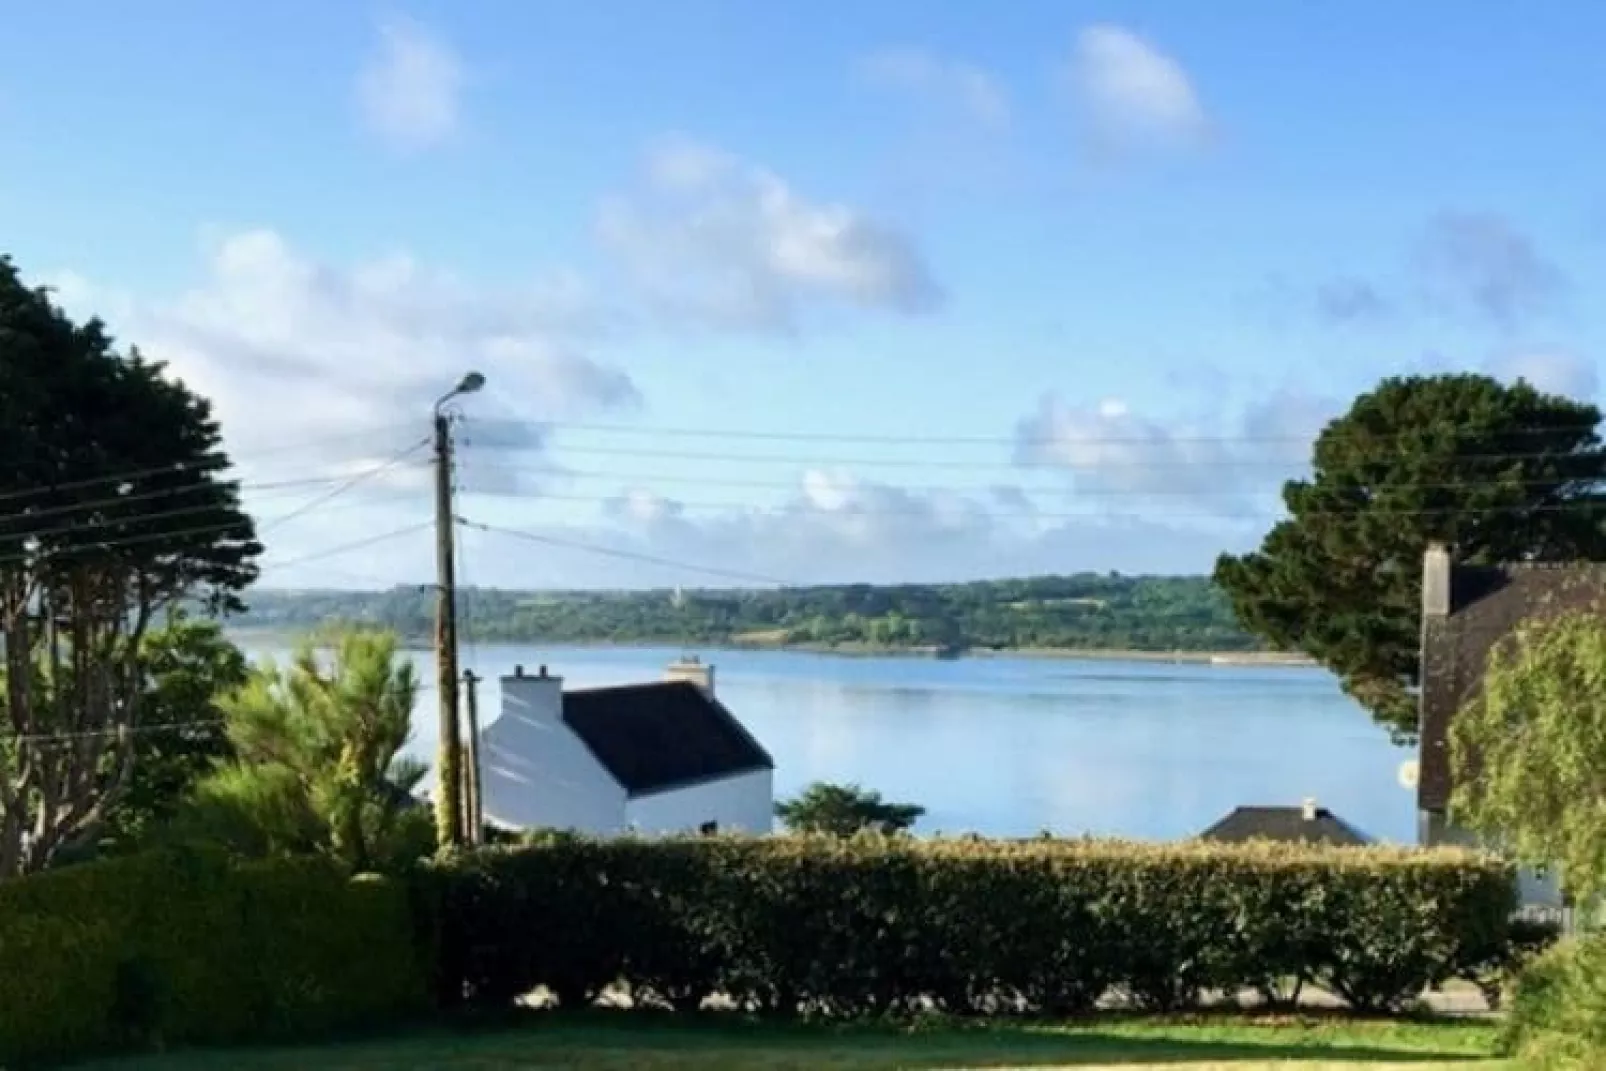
75, 1011, 1505, 1070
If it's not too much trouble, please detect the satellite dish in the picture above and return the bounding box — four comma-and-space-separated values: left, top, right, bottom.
1398, 760, 1420, 790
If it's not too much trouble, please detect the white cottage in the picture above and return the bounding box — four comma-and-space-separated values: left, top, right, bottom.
478, 659, 774, 836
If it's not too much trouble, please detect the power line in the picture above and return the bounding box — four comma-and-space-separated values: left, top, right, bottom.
0, 495, 424, 570
0, 470, 414, 529
455, 489, 1606, 523
8, 681, 442, 747
459, 459, 1606, 499
257, 438, 431, 535
0, 425, 421, 509
497, 415, 1606, 448
259, 522, 434, 571
514, 440, 1606, 472
0, 488, 425, 557
0, 518, 255, 569
458, 517, 790, 586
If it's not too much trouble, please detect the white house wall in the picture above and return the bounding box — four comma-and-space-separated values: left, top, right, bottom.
626, 767, 774, 836
1420, 810, 1563, 911
479, 676, 628, 835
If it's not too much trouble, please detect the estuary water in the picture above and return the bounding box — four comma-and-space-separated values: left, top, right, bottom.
238, 639, 1416, 843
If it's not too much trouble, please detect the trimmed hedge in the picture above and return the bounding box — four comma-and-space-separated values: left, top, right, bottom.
428, 835, 1516, 1017
0, 834, 1521, 1065
1501, 934, 1606, 1070
0, 848, 428, 1066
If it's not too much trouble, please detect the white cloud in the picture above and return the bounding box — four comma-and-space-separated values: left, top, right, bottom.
597, 137, 944, 330
573, 473, 1237, 586
1014, 391, 1337, 515
1067, 24, 1211, 155
355, 15, 464, 151
52, 230, 637, 488
858, 48, 1010, 128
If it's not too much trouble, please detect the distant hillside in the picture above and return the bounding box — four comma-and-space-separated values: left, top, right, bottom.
237, 574, 1264, 655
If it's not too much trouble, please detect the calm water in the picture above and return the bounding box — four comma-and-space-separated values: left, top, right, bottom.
238, 639, 1416, 844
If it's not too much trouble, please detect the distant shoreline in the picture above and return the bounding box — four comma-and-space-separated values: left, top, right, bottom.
228, 626, 1314, 669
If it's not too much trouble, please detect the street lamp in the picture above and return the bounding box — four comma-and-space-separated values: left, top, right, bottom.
435, 370, 486, 413
432, 371, 485, 849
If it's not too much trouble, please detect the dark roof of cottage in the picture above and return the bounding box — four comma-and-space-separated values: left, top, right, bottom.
561, 681, 773, 797
1199, 805, 1372, 846
1419, 562, 1606, 812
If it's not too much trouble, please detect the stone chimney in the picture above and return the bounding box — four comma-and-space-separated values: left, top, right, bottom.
1422, 542, 1451, 618
1301, 797, 1319, 822
665, 654, 715, 695
501, 662, 563, 725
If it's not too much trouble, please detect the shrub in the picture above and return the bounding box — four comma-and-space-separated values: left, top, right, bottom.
1457, 916, 1561, 1011
0, 848, 427, 1065
428, 835, 1516, 1018
1501, 934, 1606, 1070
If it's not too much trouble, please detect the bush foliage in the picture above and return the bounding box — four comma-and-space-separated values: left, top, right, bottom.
0, 848, 428, 1066
1501, 934, 1606, 1070
0, 833, 1521, 1065
429, 835, 1516, 1018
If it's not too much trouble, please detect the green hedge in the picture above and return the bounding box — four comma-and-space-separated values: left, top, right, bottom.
0, 848, 428, 1066
1501, 934, 1606, 1070
429, 835, 1516, 1017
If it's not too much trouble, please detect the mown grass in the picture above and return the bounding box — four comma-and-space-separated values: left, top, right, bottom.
73, 1010, 1504, 1070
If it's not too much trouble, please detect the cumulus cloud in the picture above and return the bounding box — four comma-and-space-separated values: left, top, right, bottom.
1067, 25, 1211, 156
50, 230, 637, 491
858, 47, 1010, 128
597, 137, 944, 330
355, 15, 464, 151
571, 471, 1239, 587
1415, 212, 1565, 327
1014, 391, 1337, 515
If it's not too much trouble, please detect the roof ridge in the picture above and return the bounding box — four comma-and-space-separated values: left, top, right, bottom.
565, 680, 697, 696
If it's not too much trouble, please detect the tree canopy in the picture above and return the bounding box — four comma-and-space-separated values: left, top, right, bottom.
1451, 611, 1606, 905
91, 615, 250, 853
177, 629, 432, 873
1215, 373, 1606, 740
774, 781, 925, 837
0, 256, 259, 876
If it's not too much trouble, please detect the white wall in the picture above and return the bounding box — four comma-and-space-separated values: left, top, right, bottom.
1421, 810, 1564, 909
479, 671, 628, 835
626, 767, 773, 836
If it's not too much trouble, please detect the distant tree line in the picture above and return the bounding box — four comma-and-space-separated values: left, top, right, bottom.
235, 574, 1264, 654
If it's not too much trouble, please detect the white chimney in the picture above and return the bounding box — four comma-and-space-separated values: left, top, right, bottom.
665, 655, 714, 695
1422, 542, 1451, 618
1301, 797, 1319, 822
500, 663, 563, 725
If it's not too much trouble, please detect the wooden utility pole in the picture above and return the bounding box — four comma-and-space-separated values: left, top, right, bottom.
461, 669, 483, 846
432, 409, 464, 850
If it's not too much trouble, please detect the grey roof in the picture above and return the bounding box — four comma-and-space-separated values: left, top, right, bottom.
1199, 805, 1372, 846
1419, 562, 1606, 812
562, 681, 773, 797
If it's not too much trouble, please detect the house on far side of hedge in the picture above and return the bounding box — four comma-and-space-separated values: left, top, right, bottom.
1417, 541, 1585, 920
1199, 798, 1372, 846
477, 657, 775, 837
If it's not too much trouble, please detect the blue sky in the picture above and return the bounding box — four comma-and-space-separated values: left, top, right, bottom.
3, 3, 1604, 588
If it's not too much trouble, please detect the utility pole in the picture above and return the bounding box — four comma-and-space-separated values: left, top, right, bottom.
431, 372, 485, 851
461, 669, 483, 846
